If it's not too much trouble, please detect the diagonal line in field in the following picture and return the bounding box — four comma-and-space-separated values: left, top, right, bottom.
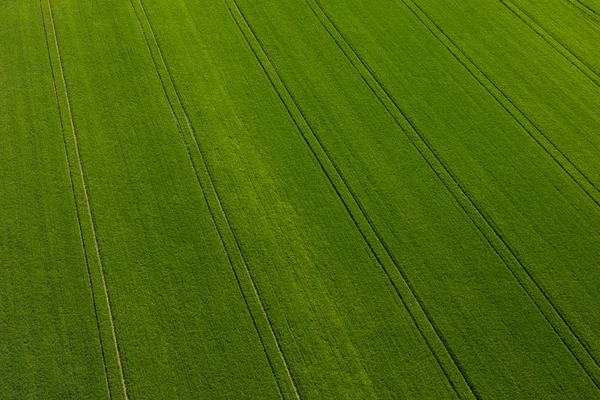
306, 0, 600, 390
392, 0, 600, 385
38, 1, 112, 398
573, 0, 600, 18
222, 0, 479, 398
400, 0, 600, 207
574, 0, 600, 15
42, 1, 129, 398
562, 0, 600, 23
501, 0, 600, 89
127, 1, 301, 398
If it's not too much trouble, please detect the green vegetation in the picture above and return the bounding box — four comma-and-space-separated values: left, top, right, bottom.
2, 0, 600, 398
0, 1, 107, 397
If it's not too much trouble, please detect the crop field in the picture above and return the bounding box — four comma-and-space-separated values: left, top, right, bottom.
1, 0, 599, 398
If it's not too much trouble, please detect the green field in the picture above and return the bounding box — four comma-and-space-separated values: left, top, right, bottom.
2, 0, 599, 398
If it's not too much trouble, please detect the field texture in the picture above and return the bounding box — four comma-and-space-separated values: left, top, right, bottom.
2, 0, 599, 398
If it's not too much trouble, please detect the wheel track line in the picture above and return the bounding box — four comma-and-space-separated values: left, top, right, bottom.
573, 0, 600, 17
39, 1, 112, 398
563, 0, 600, 23
501, 0, 600, 88
306, 0, 600, 389
44, 1, 129, 398
128, 3, 292, 399
400, 0, 600, 382
128, 1, 300, 398
223, 0, 478, 398
396, 0, 600, 207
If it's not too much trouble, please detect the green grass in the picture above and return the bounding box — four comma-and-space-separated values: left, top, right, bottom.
3, 0, 600, 398
507, 0, 600, 79
134, 0, 458, 397
307, 0, 600, 393
41, 0, 283, 397
0, 1, 107, 397
221, 0, 600, 396
401, 0, 600, 190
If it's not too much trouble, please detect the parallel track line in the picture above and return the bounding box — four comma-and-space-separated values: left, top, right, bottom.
398, 0, 600, 206
573, 0, 600, 17
501, 0, 600, 88
223, 0, 478, 398
307, 0, 600, 389
44, 1, 129, 397
563, 0, 600, 23
128, 1, 300, 398
39, 1, 112, 398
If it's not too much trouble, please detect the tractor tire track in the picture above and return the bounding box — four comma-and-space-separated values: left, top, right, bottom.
574, 0, 600, 17
306, 0, 600, 389
563, 0, 600, 23
39, 1, 112, 398
501, 0, 600, 88
223, 0, 479, 398
400, 0, 600, 207
128, 1, 300, 398
41, 1, 130, 398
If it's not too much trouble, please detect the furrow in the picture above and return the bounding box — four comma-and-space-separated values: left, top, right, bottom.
43, 0, 129, 398
128, 1, 300, 398
223, 0, 477, 398
501, 0, 600, 88
306, 0, 600, 388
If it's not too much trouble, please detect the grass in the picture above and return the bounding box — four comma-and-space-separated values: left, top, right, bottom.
3, 0, 600, 398
39, 0, 283, 397
0, 1, 107, 397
